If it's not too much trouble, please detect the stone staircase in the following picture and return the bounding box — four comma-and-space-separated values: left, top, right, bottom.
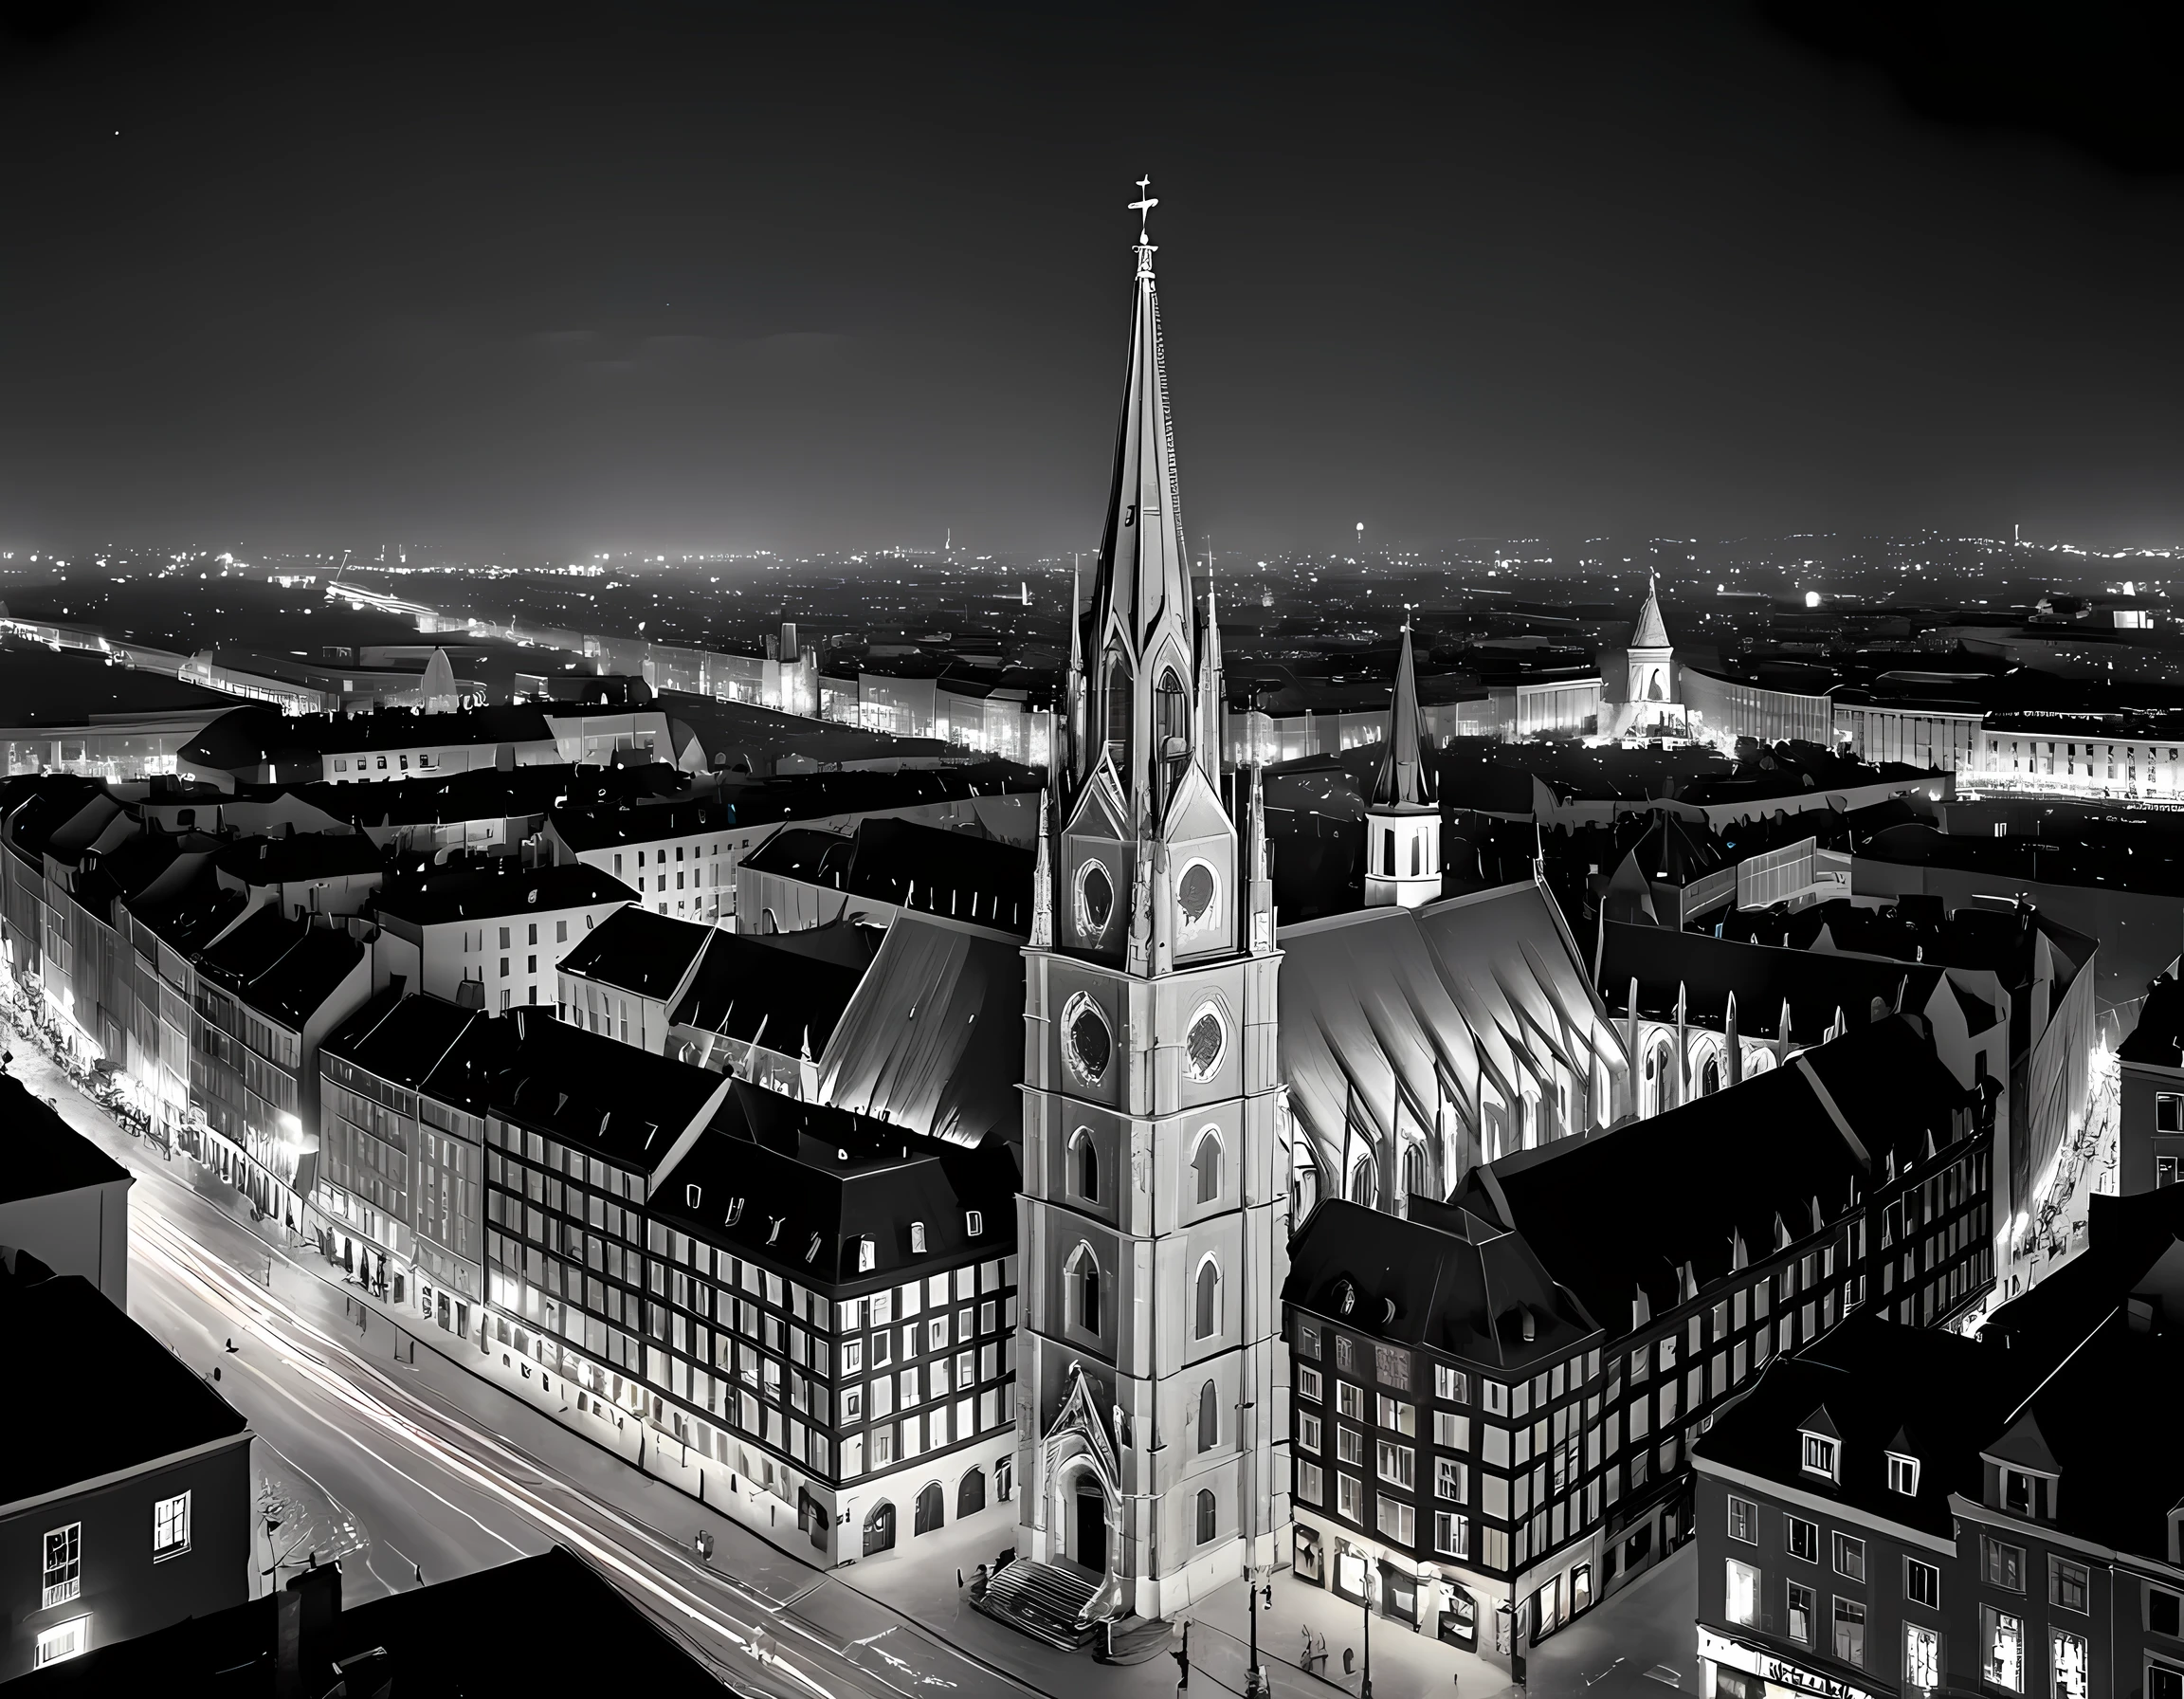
970, 1559, 1103, 1651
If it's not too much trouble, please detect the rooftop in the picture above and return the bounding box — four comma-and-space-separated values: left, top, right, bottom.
0, 1076, 131, 1206
557, 904, 715, 1000
372, 858, 636, 926
485, 1007, 727, 1170
321, 989, 493, 1090
0, 1269, 247, 1508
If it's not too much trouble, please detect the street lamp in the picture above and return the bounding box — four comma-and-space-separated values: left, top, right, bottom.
1235, 1394, 1267, 1698
1359, 1555, 1374, 1699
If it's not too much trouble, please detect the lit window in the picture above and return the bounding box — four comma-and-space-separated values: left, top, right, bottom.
42, 1524, 81, 1609
1980, 1604, 2025, 1691
1725, 1559, 1759, 1627
153, 1491, 191, 1560
1904, 1622, 1941, 1689
35, 1618, 89, 1668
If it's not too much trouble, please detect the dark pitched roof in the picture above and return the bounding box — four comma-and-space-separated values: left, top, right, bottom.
372, 860, 636, 925
548, 796, 733, 851
2120, 974, 2184, 1067
214, 832, 384, 885
1459, 1017, 1971, 1333
0, 1076, 131, 1205
557, 904, 714, 999
6, 1546, 722, 1696
1283, 1198, 1599, 1375
484, 1007, 726, 1169
197, 908, 367, 1030
321, 990, 492, 1090
743, 815, 1034, 934
1692, 1313, 2025, 1543
668, 928, 867, 1054
813, 913, 1024, 1147
0, 1270, 246, 1506
1597, 921, 1944, 1045
650, 1082, 1019, 1292
126, 878, 248, 955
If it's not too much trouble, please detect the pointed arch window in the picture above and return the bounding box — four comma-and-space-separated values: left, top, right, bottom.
1194, 1257, 1221, 1340
1067, 1242, 1102, 1335
1349, 1156, 1376, 1206
1071, 1126, 1100, 1202
1701, 1053, 1721, 1097
1102, 649, 1133, 771
1197, 1379, 1219, 1452
1156, 667, 1191, 754
1192, 1126, 1222, 1204
1403, 1142, 1429, 1203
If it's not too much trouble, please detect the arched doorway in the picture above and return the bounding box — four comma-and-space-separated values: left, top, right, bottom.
914, 1481, 944, 1536
1072, 1481, 1107, 1571
957, 1467, 986, 1517
864, 1501, 896, 1556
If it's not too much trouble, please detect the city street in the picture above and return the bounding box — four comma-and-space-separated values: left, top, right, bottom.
9, 1036, 1696, 1699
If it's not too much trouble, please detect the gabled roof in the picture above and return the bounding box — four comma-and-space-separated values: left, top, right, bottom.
1596, 921, 1941, 1045
0, 1077, 130, 1206
1277, 882, 1619, 1179
321, 990, 492, 1090
814, 912, 1025, 1147
0, 1270, 247, 1507
372, 860, 636, 926
1457, 1016, 1971, 1335
556, 904, 714, 1001
743, 815, 1033, 935
197, 907, 367, 1030
1284, 1197, 1599, 1375
214, 831, 384, 886
650, 1081, 1020, 1292
484, 1006, 726, 1169
668, 928, 869, 1053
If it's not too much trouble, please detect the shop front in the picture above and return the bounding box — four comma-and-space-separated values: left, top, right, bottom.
1697, 1625, 1880, 1699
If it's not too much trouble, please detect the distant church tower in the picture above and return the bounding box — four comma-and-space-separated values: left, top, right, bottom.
1626, 572, 1676, 709
1363, 621, 1440, 908
1014, 185, 1287, 1626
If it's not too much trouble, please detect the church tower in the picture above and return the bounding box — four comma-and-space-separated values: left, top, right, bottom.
1362, 620, 1440, 908
1626, 571, 1676, 709
1014, 184, 1287, 1626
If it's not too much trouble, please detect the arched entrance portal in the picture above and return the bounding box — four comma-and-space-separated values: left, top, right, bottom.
1072, 1478, 1107, 1571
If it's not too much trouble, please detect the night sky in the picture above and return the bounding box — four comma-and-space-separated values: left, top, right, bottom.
5, 4, 2183, 557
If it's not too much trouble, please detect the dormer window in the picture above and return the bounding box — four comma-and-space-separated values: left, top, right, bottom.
965, 1210, 984, 1237
1801, 1432, 1839, 1482
724, 1197, 744, 1225
857, 1237, 876, 1273
909, 1221, 927, 1255
1887, 1452, 1920, 1496
2003, 1467, 2038, 1516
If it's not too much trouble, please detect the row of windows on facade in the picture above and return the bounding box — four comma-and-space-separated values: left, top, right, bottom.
1062, 1240, 1224, 1339
330, 752, 443, 774
1716, 1490, 2166, 1695
1066, 1124, 1224, 1207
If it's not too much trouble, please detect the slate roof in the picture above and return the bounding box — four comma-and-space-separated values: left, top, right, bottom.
668, 928, 868, 1056
1283, 1197, 1599, 1376
320, 990, 491, 1090
1276, 881, 1621, 1177
742, 815, 1034, 934
1596, 920, 1945, 1044
214, 832, 384, 885
1457, 1016, 1972, 1335
548, 796, 732, 851
0, 1270, 246, 1507
556, 904, 715, 1000
0, 1076, 130, 1206
650, 1081, 1019, 1291
483, 1006, 727, 1170
371, 860, 635, 926
1692, 1312, 2025, 1542
814, 912, 1025, 1147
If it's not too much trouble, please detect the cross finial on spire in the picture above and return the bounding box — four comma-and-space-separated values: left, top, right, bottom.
1130, 175, 1157, 239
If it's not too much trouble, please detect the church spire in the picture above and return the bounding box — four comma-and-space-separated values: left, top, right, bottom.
1631, 570, 1672, 652
1196, 554, 1225, 783
1369, 619, 1434, 808
1081, 176, 1198, 819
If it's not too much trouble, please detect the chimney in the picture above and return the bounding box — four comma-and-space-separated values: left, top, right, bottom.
275, 1562, 341, 1699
